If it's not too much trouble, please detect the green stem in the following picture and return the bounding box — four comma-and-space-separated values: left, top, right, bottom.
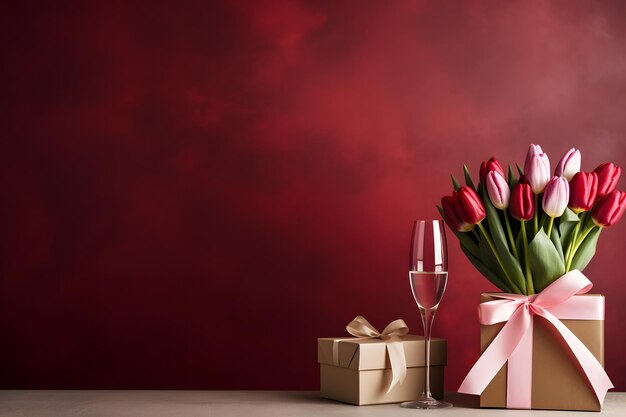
477, 222, 522, 294
546, 217, 554, 239
520, 220, 534, 295
533, 194, 539, 236
566, 223, 596, 271
564, 212, 587, 271
580, 211, 590, 232
503, 212, 519, 260
564, 222, 581, 271
578, 225, 596, 243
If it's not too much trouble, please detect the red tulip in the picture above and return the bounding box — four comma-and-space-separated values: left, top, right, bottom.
510, 183, 534, 221
568, 172, 598, 213
480, 157, 505, 184
592, 190, 626, 227
594, 163, 621, 199
441, 196, 473, 232
453, 186, 486, 225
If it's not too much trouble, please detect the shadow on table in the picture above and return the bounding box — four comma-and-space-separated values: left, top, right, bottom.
280, 391, 480, 409
442, 392, 480, 408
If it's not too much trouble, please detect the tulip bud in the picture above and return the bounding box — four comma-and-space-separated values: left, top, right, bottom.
594, 162, 621, 199
510, 183, 534, 221
453, 186, 486, 225
554, 147, 581, 181
480, 157, 505, 184
542, 176, 570, 218
524, 144, 551, 194
592, 190, 626, 227
568, 172, 598, 213
441, 196, 473, 232
486, 171, 510, 210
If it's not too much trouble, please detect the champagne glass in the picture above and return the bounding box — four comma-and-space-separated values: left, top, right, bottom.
400, 220, 452, 409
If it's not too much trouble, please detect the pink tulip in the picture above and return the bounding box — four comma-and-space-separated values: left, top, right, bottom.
554, 148, 581, 181
524, 144, 551, 194
542, 176, 570, 217
486, 171, 510, 210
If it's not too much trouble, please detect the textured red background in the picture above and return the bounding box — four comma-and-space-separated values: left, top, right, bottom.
1, 1, 625, 391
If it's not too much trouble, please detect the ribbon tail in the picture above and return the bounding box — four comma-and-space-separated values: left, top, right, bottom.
385, 340, 407, 393
537, 310, 614, 406
459, 305, 531, 395
507, 315, 533, 409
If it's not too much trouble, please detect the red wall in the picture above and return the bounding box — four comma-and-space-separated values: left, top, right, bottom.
2, 1, 625, 391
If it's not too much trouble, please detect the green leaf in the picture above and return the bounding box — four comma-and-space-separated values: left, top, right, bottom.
561, 207, 580, 223
549, 224, 565, 263
507, 165, 518, 189
451, 175, 461, 191
570, 227, 602, 272
461, 245, 512, 293
506, 211, 520, 241
458, 233, 480, 258
463, 164, 476, 190
478, 238, 507, 282
516, 163, 524, 177
528, 229, 566, 292
482, 188, 526, 294
515, 224, 525, 263
559, 207, 581, 250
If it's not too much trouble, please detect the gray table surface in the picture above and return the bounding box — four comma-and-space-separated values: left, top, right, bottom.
0, 390, 624, 416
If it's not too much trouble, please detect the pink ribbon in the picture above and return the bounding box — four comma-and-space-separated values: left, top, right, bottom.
458, 270, 613, 409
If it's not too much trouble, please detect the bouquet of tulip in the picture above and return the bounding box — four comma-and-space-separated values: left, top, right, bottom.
439, 144, 626, 294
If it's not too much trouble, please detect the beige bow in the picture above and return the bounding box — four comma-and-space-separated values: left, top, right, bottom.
333, 315, 409, 393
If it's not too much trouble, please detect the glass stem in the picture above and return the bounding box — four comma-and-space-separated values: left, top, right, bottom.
420, 306, 436, 400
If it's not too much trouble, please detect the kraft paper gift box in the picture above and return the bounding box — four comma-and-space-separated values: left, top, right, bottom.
317, 334, 447, 405
479, 293, 606, 411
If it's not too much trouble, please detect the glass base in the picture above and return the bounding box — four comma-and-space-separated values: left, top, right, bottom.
400, 398, 452, 409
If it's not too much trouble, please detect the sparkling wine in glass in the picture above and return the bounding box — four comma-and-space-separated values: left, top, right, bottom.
400, 219, 452, 409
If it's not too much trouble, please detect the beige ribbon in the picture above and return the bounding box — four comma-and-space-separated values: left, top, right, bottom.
332, 315, 409, 393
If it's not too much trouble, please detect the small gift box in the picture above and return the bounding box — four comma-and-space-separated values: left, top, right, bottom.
317, 316, 447, 405
459, 272, 613, 411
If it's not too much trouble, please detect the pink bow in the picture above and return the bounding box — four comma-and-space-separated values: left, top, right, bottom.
458, 270, 613, 409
